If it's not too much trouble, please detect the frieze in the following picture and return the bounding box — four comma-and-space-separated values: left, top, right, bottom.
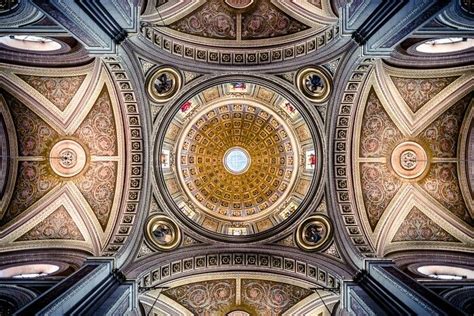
102, 57, 144, 256
140, 24, 340, 66
138, 251, 342, 291
333, 57, 376, 258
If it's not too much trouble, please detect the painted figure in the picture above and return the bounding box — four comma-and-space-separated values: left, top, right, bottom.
154, 73, 173, 94
305, 74, 324, 92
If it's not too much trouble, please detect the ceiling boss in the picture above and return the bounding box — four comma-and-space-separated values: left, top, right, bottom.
159, 81, 319, 238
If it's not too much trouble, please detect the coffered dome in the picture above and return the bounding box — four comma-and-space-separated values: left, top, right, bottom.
159, 81, 319, 238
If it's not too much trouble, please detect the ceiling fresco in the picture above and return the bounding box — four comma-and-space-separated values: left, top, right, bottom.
139, 273, 335, 315
0, 60, 127, 255
168, 0, 309, 40
140, 0, 339, 66
0, 0, 473, 314
353, 62, 473, 256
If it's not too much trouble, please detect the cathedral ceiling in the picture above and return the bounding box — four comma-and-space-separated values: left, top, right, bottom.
140, 273, 336, 315
140, 0, 339, 66
352, 61, 474, 257
160, 81, 318, 238
0, 1, 473, 313
0, 60, 130, 256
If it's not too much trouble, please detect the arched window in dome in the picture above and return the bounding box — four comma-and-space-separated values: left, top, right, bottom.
417, 265, 473, 280
227, 311, 251, 316
416, 37, 474, 54
0, 264, 60, 279
0, 35, 62, 52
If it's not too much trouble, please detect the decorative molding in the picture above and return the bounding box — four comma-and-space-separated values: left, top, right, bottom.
101, 57, 145, 257
139, 23, 340, 66
135, 251, 345, 291
330, 56, 377, 259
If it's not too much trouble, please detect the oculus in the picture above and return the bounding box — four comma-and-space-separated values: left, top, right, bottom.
0, 264, 59, 278
296, 66, 332, 103
160, 81, 319, 238
223, 147, 251, 174
145, 215, 181, 251
295, 215, 332, 251
146, 66, 182, 103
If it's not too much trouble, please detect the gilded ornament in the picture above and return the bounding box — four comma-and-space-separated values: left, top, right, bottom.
295, 215, 333, 251
145, 215, 181, 251
296, 66, 332, 103
146, 66, 182, 103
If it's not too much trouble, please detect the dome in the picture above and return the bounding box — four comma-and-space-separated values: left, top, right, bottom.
159, 80, 319, 238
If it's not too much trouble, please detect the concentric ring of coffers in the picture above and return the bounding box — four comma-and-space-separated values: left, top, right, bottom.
161, 82, 318, 237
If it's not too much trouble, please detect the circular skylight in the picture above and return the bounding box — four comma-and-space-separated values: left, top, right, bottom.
0, 264, 60, 278
0, 35, 62, 52
416, 38, 474, 54
417, 265, 473, 280
224, 147, 251, 174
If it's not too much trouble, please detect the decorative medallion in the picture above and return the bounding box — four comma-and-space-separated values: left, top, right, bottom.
160, 81, 319, 238
145, 215, 181, 251
295, 215, 332, 251
146, 66, 182, 103
390, 141, 429, 179
49, 140, 87, 178
296, 66, 332, 103
225, 0, 254, 10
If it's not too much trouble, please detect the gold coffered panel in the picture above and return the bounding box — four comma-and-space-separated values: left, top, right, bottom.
161, 82, 318, 236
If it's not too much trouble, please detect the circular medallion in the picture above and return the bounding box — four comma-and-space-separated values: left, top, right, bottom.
223, 147, 251, 174
391, 141, 428, 179
49, 140, 87, 177
296, 67, 332, 103
224, 0, 255, 11
161, 81, 320, 238
146, 66, 182, 103
145, 215, 181, 251
295, 215, 332, 251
